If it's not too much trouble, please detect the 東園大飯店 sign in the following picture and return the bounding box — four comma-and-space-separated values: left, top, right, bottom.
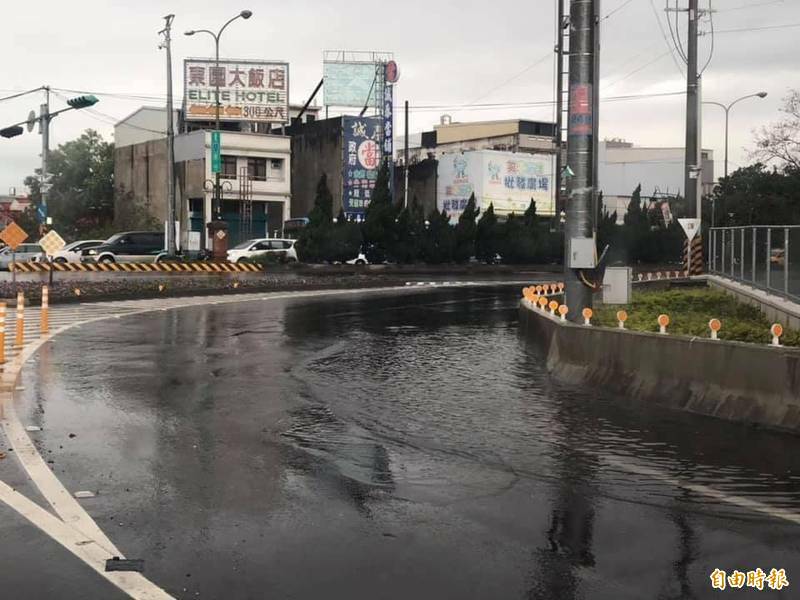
184, 59, 289, 124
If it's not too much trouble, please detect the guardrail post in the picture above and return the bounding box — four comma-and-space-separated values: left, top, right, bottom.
0, 303, 5, 365
751, 227, 757, 283
730, 228, 735, 277
740, 228, 745, 280
41, 286, 49, 334
785, 228, 790, 299
721, 229, 726, 275
711, 229, 717, 272
766, 228, 772, 290
14, 291, 24, 348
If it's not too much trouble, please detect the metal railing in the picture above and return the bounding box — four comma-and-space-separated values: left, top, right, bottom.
709, 226, 800, 303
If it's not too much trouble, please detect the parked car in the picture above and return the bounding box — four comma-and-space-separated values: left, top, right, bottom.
345, 252, 369, 265
0, 243, 45, 270
227, 238, 298, 263
770, 248, 785, 266
32, 239, 104, 264
81, 231, 167, 263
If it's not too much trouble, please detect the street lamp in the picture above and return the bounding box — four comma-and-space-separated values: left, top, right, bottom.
185, 10, 253, 222
704, 92, 767, 180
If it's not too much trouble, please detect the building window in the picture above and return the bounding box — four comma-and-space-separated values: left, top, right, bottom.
268, 158, 284, 180
247, 158, 268, 181
220, 155, 237, 179
189, 198, 203, 214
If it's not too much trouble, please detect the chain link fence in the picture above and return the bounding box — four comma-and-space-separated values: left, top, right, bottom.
709, 226, 800, 303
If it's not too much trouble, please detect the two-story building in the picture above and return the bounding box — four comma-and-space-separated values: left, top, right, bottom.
114, 104, 319, 249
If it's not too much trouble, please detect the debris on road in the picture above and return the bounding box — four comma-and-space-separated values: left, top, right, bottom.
25, 425, 41, 432
73, 490, 96, 499
105, 557, 145, 572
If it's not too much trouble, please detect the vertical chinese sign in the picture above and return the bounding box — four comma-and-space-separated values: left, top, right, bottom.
342, 116, 381, 216
383, 82, 394, 202
184, 59, 289, 124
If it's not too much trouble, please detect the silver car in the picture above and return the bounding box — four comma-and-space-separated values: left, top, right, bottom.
0, 243, 45, 270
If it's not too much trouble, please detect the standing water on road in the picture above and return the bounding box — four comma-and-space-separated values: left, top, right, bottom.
16, 286, 800, 599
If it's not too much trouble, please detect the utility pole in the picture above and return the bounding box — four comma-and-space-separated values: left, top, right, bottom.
404, 100, 409, 209
554, 0, 567, 222
563, 0, 600, 321
683, 0, 701, 220
39, 87, 50, 231
160, 14, 177, 256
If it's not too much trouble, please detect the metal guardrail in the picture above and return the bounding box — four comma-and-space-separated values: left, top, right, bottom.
709, 226, 800, 303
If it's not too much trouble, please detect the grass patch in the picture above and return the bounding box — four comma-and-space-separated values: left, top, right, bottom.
594, 287, 800, 347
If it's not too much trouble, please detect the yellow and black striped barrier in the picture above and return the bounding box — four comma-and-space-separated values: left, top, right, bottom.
10, 261, 262, 274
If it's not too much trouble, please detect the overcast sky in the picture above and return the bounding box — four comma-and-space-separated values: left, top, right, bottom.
1, 0, 798, 193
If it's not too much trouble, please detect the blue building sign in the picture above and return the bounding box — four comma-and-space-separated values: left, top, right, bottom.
342, 116, 381, 215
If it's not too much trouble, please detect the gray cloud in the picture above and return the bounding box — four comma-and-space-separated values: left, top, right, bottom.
1, 0, 798, 192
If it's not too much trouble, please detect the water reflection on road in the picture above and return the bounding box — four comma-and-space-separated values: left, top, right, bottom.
19, 286, 800, 599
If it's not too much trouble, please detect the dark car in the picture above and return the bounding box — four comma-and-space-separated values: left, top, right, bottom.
81, 231, 166, 264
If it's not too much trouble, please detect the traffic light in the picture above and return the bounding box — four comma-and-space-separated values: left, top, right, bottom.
66, 95, 99, 109
0, 126, 23, 138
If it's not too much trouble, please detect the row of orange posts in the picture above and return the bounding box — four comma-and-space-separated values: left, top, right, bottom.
521, 286, 786, 346
0, 287, 50, 365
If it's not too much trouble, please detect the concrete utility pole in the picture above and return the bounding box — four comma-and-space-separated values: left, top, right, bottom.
160, 14, 177, 256
404, 100, 409, 209
683, 0, 701, 219
39, 87, 50, 229
563, 0, 600, 321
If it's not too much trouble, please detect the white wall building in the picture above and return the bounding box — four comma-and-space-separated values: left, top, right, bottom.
598, 140, 715, 223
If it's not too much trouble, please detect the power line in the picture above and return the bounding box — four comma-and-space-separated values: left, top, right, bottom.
648, 0, 685, 75
0, 87, 44, 104
713, 22, 800, 34
602, 49, 675, 91
405, 90, 685, 113
602, 0, 636, 20
465, 50, 553, 106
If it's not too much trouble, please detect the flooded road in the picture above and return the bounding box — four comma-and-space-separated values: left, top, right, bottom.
14, 286, 800, 598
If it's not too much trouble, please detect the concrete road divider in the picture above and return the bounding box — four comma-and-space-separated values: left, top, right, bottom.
10, 261, 262, 273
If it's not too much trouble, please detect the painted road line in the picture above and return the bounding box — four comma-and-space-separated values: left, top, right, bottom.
0, 480, 172, 599
605, 456, 800, 526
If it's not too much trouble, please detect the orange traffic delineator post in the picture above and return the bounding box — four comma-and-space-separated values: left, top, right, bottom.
617, 310, 628, 329
0, 302, 6, 364
582, 307, 593, 326
548, 300, 558, 315
40, 286, 49, 334
14, 291, 24, 348
538, 296, 548, 311
658, 314, 670, 335
771, 323, 783, 347
558, 304, 568, 322
709, 318, 721, 341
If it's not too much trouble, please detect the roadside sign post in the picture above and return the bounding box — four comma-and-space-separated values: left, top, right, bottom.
38, 229, 66, 285
0, 222, 29, 287
679, 218, 701, 276
211, 131, 221, 174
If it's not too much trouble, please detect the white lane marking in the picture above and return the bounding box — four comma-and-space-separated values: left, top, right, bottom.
0, 480, 173, 600
605, 456, 800, 526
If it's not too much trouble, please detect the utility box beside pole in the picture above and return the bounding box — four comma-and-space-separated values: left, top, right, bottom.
601, 267, 632, 305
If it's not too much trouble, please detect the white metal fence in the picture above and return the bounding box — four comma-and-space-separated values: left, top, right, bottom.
709, 226, 800, 303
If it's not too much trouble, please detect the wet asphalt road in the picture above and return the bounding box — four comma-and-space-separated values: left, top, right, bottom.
5, 286, 800, 599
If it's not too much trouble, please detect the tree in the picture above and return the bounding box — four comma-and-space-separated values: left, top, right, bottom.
420, 208, 454, 264
753, 90, 800, 171
475, 203, 500, 262
327, 209, 363, 263
453, 193, 479, 262
711, 163, 800, 226
25, 129, 114, 239
362, 161, 398, 263
296, 174, 335, 262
